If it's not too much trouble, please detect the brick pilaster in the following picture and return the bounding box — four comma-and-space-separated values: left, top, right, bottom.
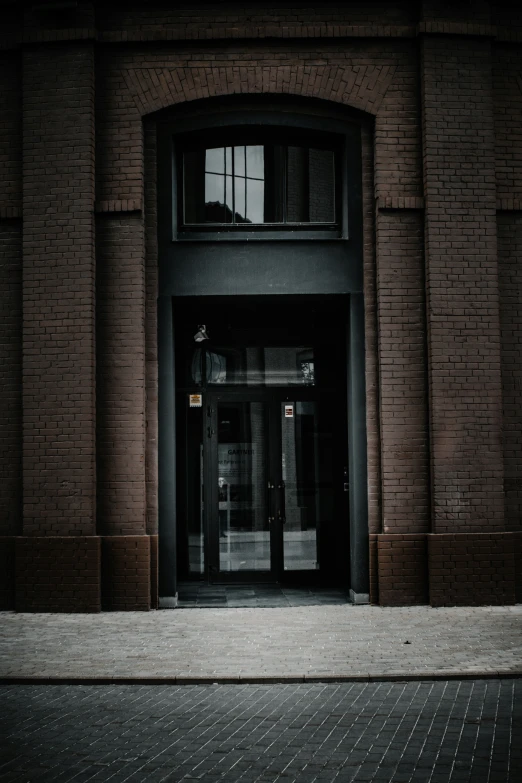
96, 214, 146, 536
421, 32, 504, 532
376, 209, 429, 534
22, 42, 96, 536
0, 51, 22, 537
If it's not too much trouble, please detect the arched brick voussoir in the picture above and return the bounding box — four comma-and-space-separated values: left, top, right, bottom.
123, 64, 396, 118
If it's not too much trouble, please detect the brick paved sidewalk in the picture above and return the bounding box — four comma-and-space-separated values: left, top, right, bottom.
1, 605, 521, 682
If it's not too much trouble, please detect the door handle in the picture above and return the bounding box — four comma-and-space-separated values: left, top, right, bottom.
277, 509, 286, 524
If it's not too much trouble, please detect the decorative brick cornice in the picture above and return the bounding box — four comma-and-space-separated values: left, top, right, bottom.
95, 199, 142, 214
497, 198, 522, 212
99, 24, 416, 43
496, 27, 522, 43
23, 28, 95, 44
377, 196, 424, 211
417, 21, 496, 38
0, 205, 22, 220
5, 22, 520, 48
0, 36, 20, 51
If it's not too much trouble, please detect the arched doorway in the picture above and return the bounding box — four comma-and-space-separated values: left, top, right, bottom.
156, 97, 369, 603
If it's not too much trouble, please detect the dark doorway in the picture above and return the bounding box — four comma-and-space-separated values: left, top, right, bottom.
174, 296, 350, 586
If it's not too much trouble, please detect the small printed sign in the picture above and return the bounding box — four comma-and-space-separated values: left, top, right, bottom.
284, 405, 294, 418
189, 393, 203, 408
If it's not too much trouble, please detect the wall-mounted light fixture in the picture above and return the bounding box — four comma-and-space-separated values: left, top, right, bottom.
194, 325, 209, 343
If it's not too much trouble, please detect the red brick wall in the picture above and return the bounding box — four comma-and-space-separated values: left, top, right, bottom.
0, 537, 15, 610
361, 124, 381, 536
22, 43, 96, 537
96, 214, 146, 536
376, 210, 429, 534
144, 120, 159, 536
498, 214, 522, 532
0, 50, 22, 537
428, 533, 516, 607
421, 34, 504, 533
0, 223, 22, 536
16, 537, 101, 612
377, 534, 428, 605
97, 2, 419, 41
368, 534, 378, 604
4, 1, 521, 610
101, 536, 150, 611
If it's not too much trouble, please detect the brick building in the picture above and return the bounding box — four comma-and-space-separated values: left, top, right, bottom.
1, 0, 521, 612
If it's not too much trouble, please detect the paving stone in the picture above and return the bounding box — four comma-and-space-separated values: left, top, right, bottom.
0, 605, 521, 684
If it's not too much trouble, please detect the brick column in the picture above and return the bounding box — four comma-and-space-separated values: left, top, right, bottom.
96, 211, 150, 609
20, 41, 99, 611
0, 48, 22, 609
422, 26, 512, 604
422, 33, 503, 532
375, 208, 429, 605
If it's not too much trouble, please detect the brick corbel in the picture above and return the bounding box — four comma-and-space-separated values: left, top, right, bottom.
95, 199, 143, 215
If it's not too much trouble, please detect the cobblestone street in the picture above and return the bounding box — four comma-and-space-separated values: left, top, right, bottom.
2, 680, 521, 782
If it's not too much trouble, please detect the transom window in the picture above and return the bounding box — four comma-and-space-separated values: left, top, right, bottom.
179, 128, 340, 230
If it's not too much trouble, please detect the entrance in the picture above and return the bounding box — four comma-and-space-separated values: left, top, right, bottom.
175, 296, 350, 586
208, 391, 346, 582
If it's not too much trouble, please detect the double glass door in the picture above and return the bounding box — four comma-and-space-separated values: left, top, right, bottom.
191, 391, 343, 583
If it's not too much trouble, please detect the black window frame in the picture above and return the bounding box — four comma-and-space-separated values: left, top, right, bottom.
175, 125, 344, 239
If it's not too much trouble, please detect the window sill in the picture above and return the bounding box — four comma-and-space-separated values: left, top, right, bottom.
175, 230, 344, 242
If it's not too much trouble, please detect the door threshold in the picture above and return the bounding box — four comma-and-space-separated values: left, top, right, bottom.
176, 582, 350, 608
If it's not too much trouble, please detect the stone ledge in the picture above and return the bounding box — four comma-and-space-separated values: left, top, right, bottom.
0, 206, 22, 220
95, 199, 142, 214
377, 196, 425, 211
497, 198, 522, 212
418, 21, 496, 38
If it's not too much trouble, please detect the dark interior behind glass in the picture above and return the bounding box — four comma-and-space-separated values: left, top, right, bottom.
180, 128, 340, 228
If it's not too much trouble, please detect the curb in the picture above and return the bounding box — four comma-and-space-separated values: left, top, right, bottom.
1, 670, 522, 685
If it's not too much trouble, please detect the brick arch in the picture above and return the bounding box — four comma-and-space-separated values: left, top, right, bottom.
123, 64, 396, 118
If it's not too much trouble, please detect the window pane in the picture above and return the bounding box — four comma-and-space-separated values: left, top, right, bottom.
183, 137, 336, 227
204, 173, 226, 223
234, 175, 246, 223
206, 147, 225, 174
245, 145, 264, 180
308, 148, 335, 222
224, 174, 234, 222
196, 346, 315, 386
286, 146, 308, 222
245, 178, 264, 224
234, 146, 246, 177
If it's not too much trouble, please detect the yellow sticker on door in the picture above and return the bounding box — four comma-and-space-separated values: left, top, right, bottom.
189, 394, 203, 408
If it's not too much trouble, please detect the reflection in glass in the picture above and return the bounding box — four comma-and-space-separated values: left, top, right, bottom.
183, 141, 335, 225
281, 401, 334, 571
186, 406, 204, 574
217, 402, 270, 572
191, 346, 315, 386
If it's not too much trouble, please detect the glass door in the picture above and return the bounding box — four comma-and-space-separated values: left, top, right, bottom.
205, 392, 345, 583
208, 398, 276, 581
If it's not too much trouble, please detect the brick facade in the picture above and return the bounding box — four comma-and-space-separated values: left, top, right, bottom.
0, 0, 521, 610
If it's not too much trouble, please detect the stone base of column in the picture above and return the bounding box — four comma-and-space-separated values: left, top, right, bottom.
376, 534, 429, 606
0, 537, 15, 609
15, 537, 101, 612
427, 532, 518, 607
10, 535, 159, 612
101, 536, 156, 611
371, 531, 520, 607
